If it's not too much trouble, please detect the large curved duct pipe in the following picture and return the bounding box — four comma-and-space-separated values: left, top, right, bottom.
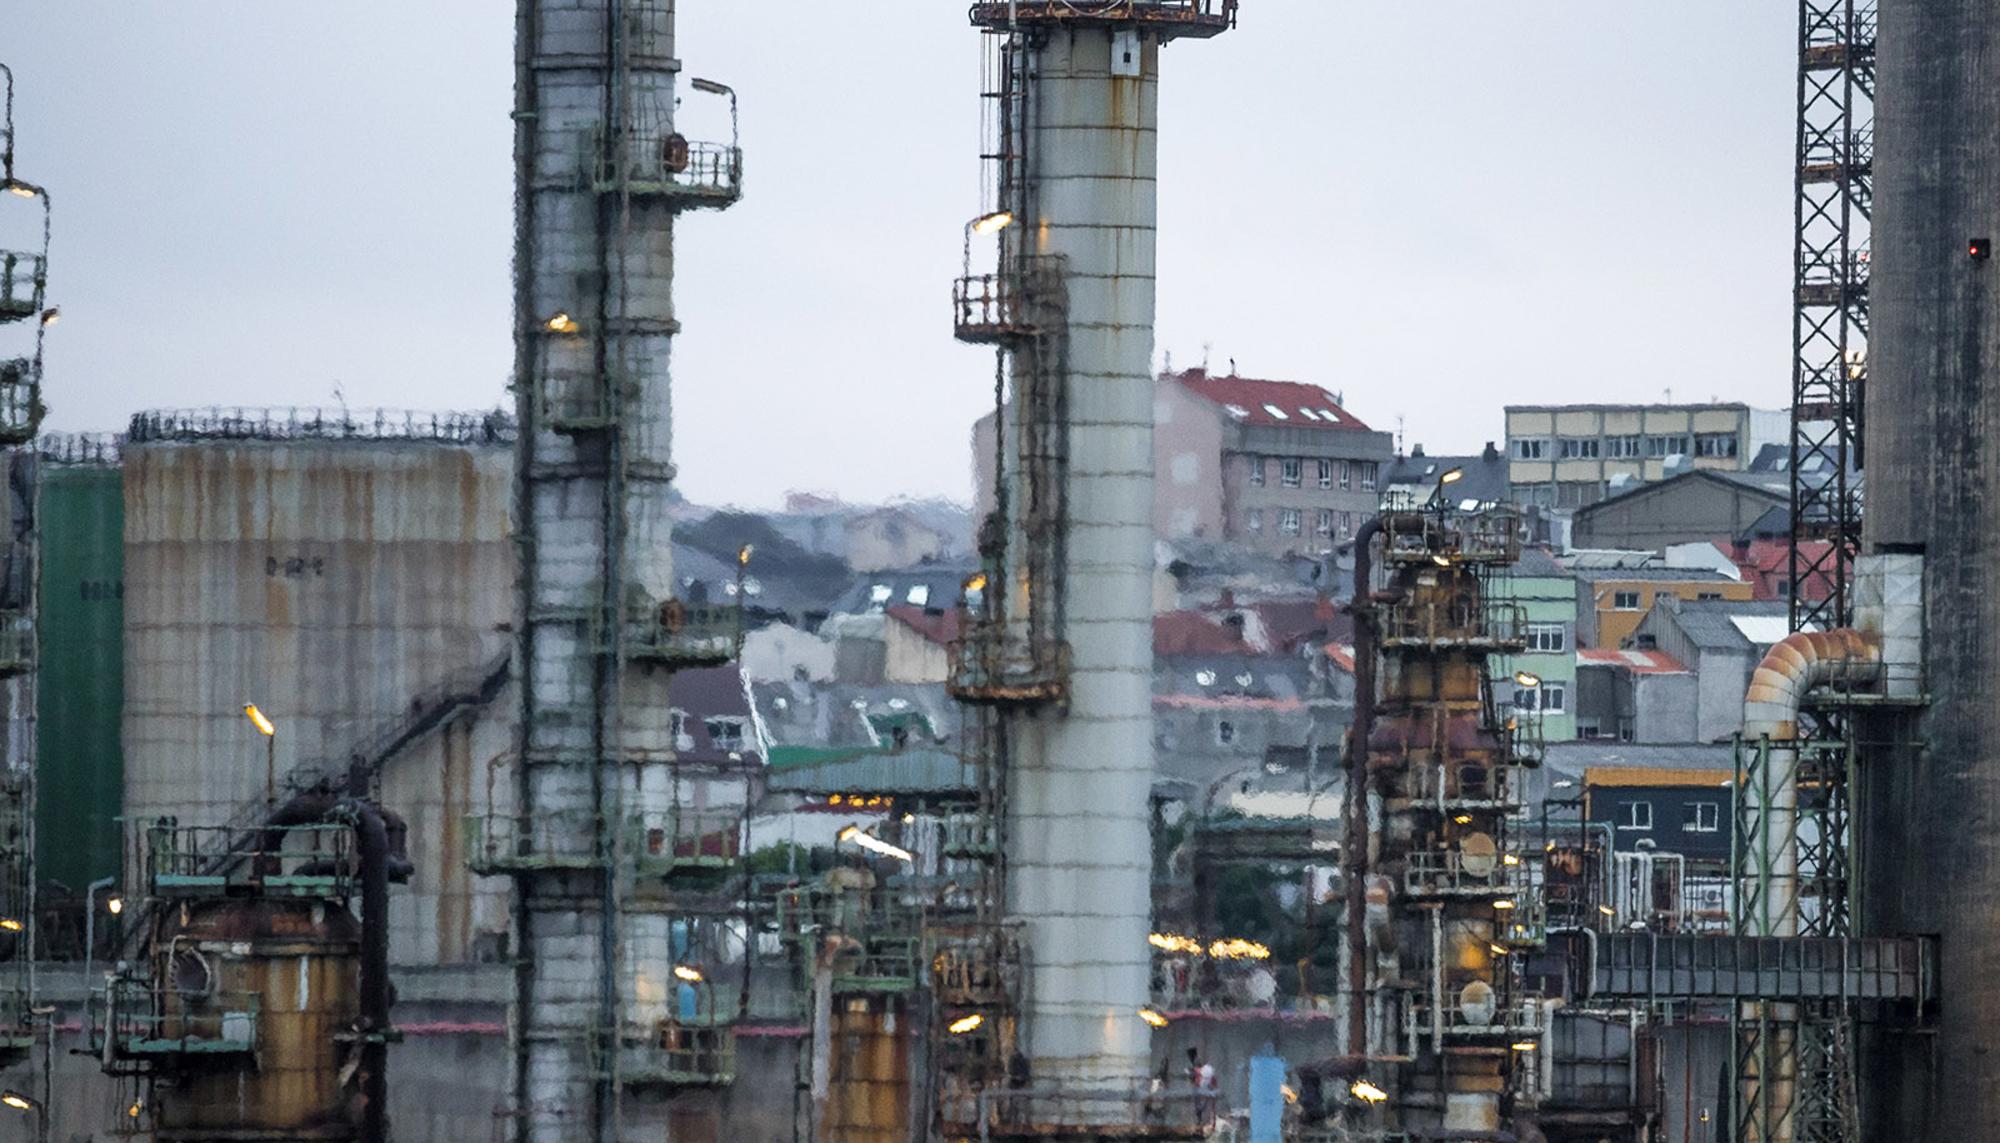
1740, 628, 1879, 935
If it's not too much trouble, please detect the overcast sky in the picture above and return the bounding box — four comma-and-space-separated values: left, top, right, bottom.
6, 3, 1795, 508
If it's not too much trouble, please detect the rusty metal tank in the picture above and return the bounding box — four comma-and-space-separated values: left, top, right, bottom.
146, 897, 361, 1141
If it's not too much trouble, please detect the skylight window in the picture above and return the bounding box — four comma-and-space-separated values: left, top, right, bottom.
869, 584, 892, 606
1319, 409, 1340, 421
1263, 404, 1290, 420
906, 584, 930, 607
1298, 407, 1321, 421
1224, 404, 1250, 419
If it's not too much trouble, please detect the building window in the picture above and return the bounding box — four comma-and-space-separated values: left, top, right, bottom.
1248, 456, 1266, 487
1559, 437, 1601, 460
1541, 683, 1566, 713
1317, 459, 1334, 489
1696, 591, 1724, 601
704, 717, 747, 752
1694, 432, 1739, 459
1618, 801, 1653, 831
1606, 434, 1643, 459
1315, 509, 1334, 536
1216, 719, 1236, 746
1245, 510, 1262, 534
1612, 590, 1642, 610
1359, 461, 1378, 491
1339, 461, 1353, 491
1339, 511, 1353, 538
1524, 623, 1567, 653
1279, 508, 1302, 536
1281, 457, 1303, 488
1685, 802, 1720, 833
1645, 434, 1690, 458
1513, 438, 1549, 460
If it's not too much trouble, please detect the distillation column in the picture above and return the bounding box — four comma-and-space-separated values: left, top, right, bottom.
1862, 3, 2000, 1139
958, 2, 1237, 1095
508, 3, 741, 1140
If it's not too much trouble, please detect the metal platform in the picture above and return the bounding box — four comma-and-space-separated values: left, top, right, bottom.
92, 982, 260, 1060
946, 629, 1071, 707
580, 129, 743, 208
1583, 932, 1933, 1004
966, 0, 1238, 39
0, 250, 43, 322
145, 822, 357, 900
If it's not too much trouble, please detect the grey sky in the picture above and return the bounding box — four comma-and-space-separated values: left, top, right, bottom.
7, 3, 1795, 508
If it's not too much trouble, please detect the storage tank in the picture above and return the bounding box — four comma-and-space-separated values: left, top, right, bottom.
119, 410, 513, 863
1862, 3, 2000, 1137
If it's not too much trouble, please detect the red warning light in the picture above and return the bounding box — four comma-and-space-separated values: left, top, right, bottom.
1973, 237, 1992, 260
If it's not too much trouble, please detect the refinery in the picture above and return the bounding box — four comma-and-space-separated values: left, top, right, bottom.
0, 2, 1992, 1143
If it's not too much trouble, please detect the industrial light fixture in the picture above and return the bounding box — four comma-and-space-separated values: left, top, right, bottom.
1148, 932, 1202, 955
1207, 937, 1272, 960
0, 919, 22, 933
1438, 468, 1464, 486
0, 1091, 32, 1111
1489, 943, 1509, 956
1513, 670, 1541, 689
963, 572, 988, 594
1510, 1041, 1539, 1052
837, 825, 914, 863
1552, 779, 1575, 789
1350, 1079, 1388, 1103
948, 1013, 984, 1034
737, 544, 754, 566
690, 77, 730, 97
1138, 1007, 1169, 1028
971, 210, 1014, 236
128, 1100, 142, 1119
1598, 904, 1616, 917
1452, 813, 1472, 825
1492, 898, 1516, 911
672, 965, 704, 984
545, 311, 581, 334
244, 704, 276, 737
38, 307, 57, 327
1429, 554, 1451, 568
107, 895, 124, 915
3, 182, 33, 199
1501, 854, 1520, 866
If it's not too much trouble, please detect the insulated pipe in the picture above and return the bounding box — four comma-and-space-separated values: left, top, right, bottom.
1740, 628, 1879, 935
344, 799, 394, 1143
1343, 517, 1383, 1061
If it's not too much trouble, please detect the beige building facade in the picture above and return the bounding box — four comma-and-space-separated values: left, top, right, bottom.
1505, 403, 1766, 510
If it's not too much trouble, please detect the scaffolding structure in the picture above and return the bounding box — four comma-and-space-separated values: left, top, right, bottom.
0, 59, 51, 1073
503, 3, 745, 1141
1742, 3, 1875, 1139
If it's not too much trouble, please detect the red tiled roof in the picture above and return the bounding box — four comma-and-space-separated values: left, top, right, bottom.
1717, 537, 1836, 603
1577, 647, 1688, 674
1167, 368, 1372, 431
1325, 643, 1356, 673
885, 605, 964, 647
1154, 611, 1252, 656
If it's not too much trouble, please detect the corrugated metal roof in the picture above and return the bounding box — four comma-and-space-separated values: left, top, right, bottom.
1576, 647, 1688, 674
1668, 600, 1793, 651
763, 747, 977, 795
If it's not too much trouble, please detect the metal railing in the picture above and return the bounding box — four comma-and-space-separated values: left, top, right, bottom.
92, 980, 260, 1057
145, 821, 356, 899
778, 885, 926, 992
1377, 599, 1526, 649
0, 357, 40, 445
1406, 994, 1546, 1043
0, 251, 44, 320
967, 0, 1238, 37
1380, 509, 1522, 564
581, 129, 743, 204
37, 430, 121, 465
952, 257, 1066, 345
1403, 849, 1526, 897
465, 808, 744, 876
940, 1083, 1218, 1140
929, 922, 1022, 1008
129, 406, 516, 445
625, 1017, 737, 1087
947, 626, 1071, 707
625, 600, 741, 668
0, 612, 29, 677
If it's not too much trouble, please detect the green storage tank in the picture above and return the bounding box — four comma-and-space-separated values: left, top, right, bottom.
36, 460, 123, 894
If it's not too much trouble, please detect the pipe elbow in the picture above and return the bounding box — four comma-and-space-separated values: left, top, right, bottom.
1740, 628, 1880, 742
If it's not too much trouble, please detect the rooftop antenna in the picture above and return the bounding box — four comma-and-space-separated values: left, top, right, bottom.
1200, 341, 1212, 372
1228, 357, 1237, 376
1396, 414, 1406, 457
1162, 348, 1173, 375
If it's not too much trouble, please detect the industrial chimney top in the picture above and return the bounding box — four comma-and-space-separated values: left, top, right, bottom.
967, 0, 1238, 38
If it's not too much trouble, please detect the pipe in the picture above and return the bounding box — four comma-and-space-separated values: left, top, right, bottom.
343, 799, 394, 1143
1740, 628, 1878, 936
1343, 517, 1383, 1060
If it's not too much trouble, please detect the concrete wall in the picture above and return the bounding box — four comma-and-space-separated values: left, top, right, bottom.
741, 622, 835, 683
1154, 376, 1226, 541
1631, 672, 1699, 743
120, 439, 514, 858
881, 615, 947, 685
